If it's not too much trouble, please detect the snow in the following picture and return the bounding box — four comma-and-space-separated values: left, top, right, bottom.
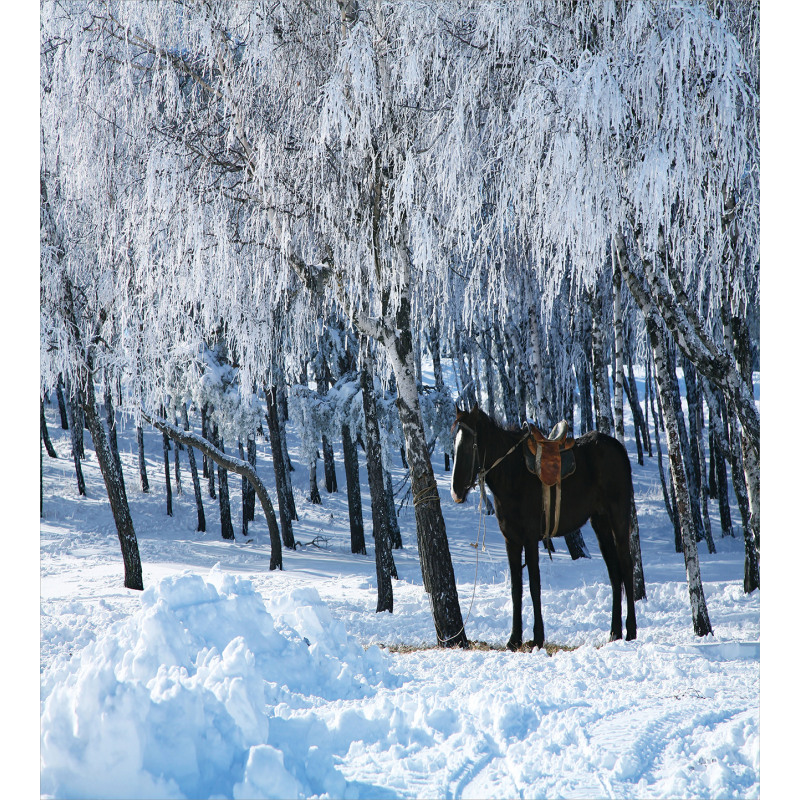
36, 373, 765, 799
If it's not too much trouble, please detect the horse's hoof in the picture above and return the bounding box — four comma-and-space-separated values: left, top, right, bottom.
609, 631, 623, 642
532, 638, 544, 650
626, 630, 637, 641
507, 638, 522, 651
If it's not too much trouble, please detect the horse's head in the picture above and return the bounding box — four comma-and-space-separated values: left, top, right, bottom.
450, 404, 481, 503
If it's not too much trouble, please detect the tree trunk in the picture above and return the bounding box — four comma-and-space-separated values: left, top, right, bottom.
492, 332, 517, 425
615, 238, 711, 634
648, 353, 677, 540
315, 357, 339, 493
611, 253, 625, 444
276, 381, 298, 519
430, 318, 452, 472
630, 498, 646, 601
265, 388, 295, 549
589, 292, 612, 435
661, 340, 705, 542
360, 343, 397, 610
643, 355, 653, 456
683, 357, 715, 554
453, 328, 476, 408
66, 378, 85, 461
622, 371, 644, 466
730, 310, 760, 567
239, 441, 250, 537
246, 437, 257, 521
382, 293, 467, 647
384, 463, 403, 549
103, 372, 123, 481
277, 383, 294, 470
528, 307, 548, 425
182, 403, 205, 532
287, 185, 465, 642
727, 403, 759, 593
342, 421, 367, 555
54, 248, 143, 588
429, 319, 445, 398
651, 320, 712, 635
203, 404, 216, 498
65, 381, 86, 496
702, 383, 734, 537
308, 453, 322, 504
481, 330, 497, 420
469, 345, 482, 413
56, 375, 69, 429
201, 404, 209, 478
713, 431, 734, 536
136, 424, 150, 492
505, 327, 527, 425
739, 428, 760, 586
321, 435, 337, 493
624, 345, 650, 461
576, 358, 593, 435
216, 430, 235, 541
613, 230, 711, 633
82, 374, 143, 590
708, 433, 718, 499
172, 413, 182, 496
146, 413, 282, 569
161, 406, 173, 517
41, 399, 58, 458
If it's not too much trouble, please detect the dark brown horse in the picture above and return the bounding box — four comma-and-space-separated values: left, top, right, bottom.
450, 405, 637, 648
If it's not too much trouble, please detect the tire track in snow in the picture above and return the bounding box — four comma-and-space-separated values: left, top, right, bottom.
444, 734, 499, 800
585, 690, 756, 793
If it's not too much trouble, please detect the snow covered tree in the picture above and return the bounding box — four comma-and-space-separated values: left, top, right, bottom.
41, 0, 758, 632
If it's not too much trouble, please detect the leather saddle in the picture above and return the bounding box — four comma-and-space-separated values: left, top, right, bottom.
523, 421, 576, 485
523, 420, 577, 547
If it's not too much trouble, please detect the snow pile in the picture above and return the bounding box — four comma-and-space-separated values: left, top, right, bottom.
40, 569, 390, 800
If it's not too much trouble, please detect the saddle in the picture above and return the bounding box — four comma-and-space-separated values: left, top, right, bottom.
523, 421, 576, 548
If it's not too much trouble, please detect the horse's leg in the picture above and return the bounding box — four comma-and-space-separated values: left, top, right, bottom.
505, 539, 524, 650
610, 501, 638, 641
524, 540, 544, 648
591, 514, 624, 641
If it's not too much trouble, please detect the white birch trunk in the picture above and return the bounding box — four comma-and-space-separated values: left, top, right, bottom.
614, 232, 712, 635
612, 250, 625, 444
590, 292, 612, 435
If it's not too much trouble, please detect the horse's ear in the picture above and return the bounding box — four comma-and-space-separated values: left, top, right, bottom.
455, 402, 461, 414
470, 402, 479, 415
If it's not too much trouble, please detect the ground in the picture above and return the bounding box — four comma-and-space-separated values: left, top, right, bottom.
37, 371, 763, 799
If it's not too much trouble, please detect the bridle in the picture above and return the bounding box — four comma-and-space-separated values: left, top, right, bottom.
453, 420, 481, 495
453, 419, 528, 498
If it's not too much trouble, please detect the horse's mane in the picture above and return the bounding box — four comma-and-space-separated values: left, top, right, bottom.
475, 407, 524, 441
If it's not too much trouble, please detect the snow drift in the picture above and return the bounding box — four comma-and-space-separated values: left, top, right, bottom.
40, 569, 390, 799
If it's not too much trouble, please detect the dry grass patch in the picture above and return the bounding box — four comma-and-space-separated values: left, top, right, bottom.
380, 640, 579, 656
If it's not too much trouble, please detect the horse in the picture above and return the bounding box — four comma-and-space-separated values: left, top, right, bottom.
450, 404, 637, 649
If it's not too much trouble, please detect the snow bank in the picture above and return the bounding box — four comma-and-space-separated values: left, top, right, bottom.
40, 568, 390, 800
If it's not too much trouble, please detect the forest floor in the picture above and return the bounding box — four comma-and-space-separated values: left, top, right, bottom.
36, 374, 765, 799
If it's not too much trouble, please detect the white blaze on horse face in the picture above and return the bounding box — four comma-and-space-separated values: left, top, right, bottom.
451, 428, 465, 503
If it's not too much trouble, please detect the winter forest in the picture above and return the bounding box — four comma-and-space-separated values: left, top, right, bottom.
39, 1, 763, 798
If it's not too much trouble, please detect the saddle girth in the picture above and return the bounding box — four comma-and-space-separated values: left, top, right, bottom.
523, 421, 576, 546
